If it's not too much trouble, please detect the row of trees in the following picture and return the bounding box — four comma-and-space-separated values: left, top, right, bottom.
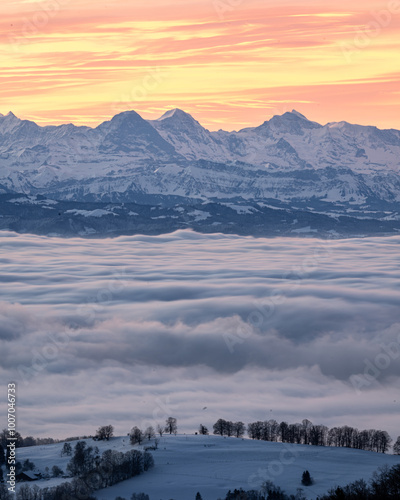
326, 426, 392, 454
1, 417, 177, 459
2, 462, 399, 500
218, 481, 307, 500
212, 418, 399, 454
213, 420, 246, 438
215, 465, 400, 500
66, 440, 100, 477
65, 439, 154, 482
318, 463, 400, 499
0, 430, 59, 450
129, 417, 178, 445
2, 441, 155, 500
0, 428, 94, 450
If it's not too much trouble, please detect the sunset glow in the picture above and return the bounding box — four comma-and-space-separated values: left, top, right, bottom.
1, 0, 400, 130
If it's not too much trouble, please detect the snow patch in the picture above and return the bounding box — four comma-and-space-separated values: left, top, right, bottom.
187, 210, 211, 221
223, 203, 259, 214
65, 209, 117, 218
8, 197, 58, 206
291, 226, 318, 234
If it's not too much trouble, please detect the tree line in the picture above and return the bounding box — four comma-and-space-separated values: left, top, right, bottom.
0, 440, 154, 500
318, 463, 400, 499
0, 428, 94, 450
210, 418, 399, 454
1, 462, 399, 500
0, 415, 178, 453
214, 464, 400, 499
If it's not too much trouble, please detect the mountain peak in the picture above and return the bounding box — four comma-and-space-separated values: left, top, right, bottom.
111, 110, 142, 121
0, 111, 22, 134
271, 109, 322, 130
251, 109, 321, 136
1, 111, 20, 123
278, 110, 309, 122
290, 109, 307, 120
95, 109, 145, 133
152, 109, 205, 133
157, 108, 193, 121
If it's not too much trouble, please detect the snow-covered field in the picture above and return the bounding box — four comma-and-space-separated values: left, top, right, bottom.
16, 434, 400, 500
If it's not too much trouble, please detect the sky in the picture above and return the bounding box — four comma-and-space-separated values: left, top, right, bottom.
1, 230, 400, 441
1, 0, 400, 130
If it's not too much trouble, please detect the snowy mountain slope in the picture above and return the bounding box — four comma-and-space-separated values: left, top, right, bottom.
15, 434, 400, 500
1, 110, 400, 210
151, 109, 400, 174
149, 108, 235, 163
0, 111, 182, 196
3, 193, 400, 238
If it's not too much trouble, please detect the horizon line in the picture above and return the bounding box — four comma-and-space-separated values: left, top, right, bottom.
1, 107, 397, 133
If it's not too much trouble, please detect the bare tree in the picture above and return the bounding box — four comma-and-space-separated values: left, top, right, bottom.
66, 441, 96, 477
279, 421, 289, 443
52, 465, 63, 477
130, 427, 144, 445
95, 425, 114, 441
22, 436, 36, 447
309, 425, 328, 447
213, 419, 227, 436
144, 426, 155, 441
165, 417, 177, 435
394, 436, 400, 455
131, 494, 150, 500
374, 430, 392, 453
198, 424, 209, 435
225, 421, 234, 437
157, 424, 164, 437
301, 419, 313, 445
233, 422, 245, 438
247, 421, 263, 440
61, 442, 72, 457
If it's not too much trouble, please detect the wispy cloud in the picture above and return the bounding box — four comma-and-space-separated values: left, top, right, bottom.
0, 1, 399, 128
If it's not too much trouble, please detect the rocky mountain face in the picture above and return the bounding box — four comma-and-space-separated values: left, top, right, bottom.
1, 108, 400, 229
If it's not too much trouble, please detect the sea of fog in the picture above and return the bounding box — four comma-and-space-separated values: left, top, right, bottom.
0, 230, 399, 440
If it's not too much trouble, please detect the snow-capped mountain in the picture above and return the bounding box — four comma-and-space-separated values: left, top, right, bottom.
1, 108, 400, 210
149, 108, 235, 163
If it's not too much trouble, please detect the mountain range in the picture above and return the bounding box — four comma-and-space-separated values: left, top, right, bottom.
2, 108, 400, 206
1, 108, 400, 237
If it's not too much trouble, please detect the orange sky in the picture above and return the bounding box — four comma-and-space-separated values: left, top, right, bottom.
1, 0, 400, 130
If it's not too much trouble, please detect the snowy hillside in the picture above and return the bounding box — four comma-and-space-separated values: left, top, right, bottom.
1, 110, 400, 211
2, 193, 400, 238
15, 434, 400, 500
